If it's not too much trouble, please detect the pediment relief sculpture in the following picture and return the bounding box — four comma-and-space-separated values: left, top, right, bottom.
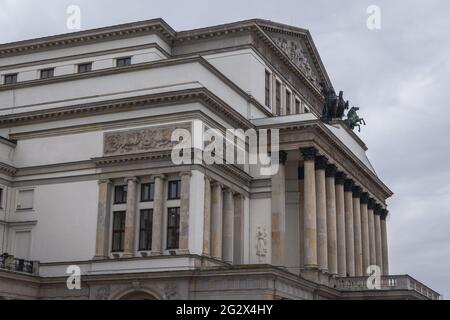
274, 37, 318, 86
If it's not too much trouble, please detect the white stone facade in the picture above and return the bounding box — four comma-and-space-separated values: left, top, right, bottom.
0, 18, 439, 300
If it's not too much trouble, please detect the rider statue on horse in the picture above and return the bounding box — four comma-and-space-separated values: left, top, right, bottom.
320, 82, 366, 132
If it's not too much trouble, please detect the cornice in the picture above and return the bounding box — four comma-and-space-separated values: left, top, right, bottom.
0, 162, 17, 176
0, 18, 176, 57
0, 87, 254, 132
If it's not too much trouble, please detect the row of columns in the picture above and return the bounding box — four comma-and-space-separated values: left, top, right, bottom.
300, 147, 389, 277
94, 172, 191, 258
203, 177, 245, 264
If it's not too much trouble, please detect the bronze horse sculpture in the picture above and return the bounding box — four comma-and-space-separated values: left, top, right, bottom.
344, 107, 366, 132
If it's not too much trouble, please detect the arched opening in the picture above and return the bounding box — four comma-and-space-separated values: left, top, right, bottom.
118, 291, 158, 300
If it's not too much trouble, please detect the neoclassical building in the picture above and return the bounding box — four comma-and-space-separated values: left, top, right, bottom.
0, 18, 439, 300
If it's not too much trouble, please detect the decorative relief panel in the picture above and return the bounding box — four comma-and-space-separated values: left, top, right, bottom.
103, 123, 191, 156
273, 36, 318, 86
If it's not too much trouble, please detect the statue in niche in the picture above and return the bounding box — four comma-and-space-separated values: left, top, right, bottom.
256, 227, 268, 262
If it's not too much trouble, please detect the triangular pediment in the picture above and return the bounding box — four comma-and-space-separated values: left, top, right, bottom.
256, 21, 331, 90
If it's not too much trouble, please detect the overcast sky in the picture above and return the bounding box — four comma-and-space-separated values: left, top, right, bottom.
1, 0, 449, 298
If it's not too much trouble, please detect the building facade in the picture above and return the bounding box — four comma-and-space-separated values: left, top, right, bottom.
0, 19, 439, 300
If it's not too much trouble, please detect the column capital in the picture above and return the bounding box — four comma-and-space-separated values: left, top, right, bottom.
211, 181, 223, 189
360, 192, 369, 204
352, 186, 362, 198
368, 198, 375, 210
325, 164, 337, 178
300, 147, 317, 161
374, 204, 382, 215
125, 176, 139, 184
152, 174, 166, 180
298, 167, 304, 180
315, 155, 328, 170
179, 171, 192, 178
381, 209, 389, 220
97, 179, 112, 186
335, 172, 346, 185
344, 179, 354, 192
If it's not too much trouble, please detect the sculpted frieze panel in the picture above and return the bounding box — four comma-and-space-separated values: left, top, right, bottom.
103, 123, 191, 156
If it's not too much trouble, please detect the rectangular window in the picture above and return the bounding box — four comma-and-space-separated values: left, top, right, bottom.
167, 207, 180, 249
265, 70, 271, 108
4, 73, 17, 85
114, 185, 127, 204
40, 68, 54, 79
139, 209, 153, 251
168, 180, 181, 200
286, 90, 291, 115
0, 188, 3, 209
141, 183, 155, 202
295, 99, 301, 114
275, 81, 281, 116
116, 57, 131, 67
112, 211, 126, 252
77, 62, 92, 73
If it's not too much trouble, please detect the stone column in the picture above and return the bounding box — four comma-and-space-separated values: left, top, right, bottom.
368, 198, 376, 266
211, 182, 223, 260
271, 151, 287, 266
315, 155, 328, 272
325, 164, 338, 275
203, 176, 212, 256
344, 179, 355, 276
179, 171, 191, 252
223, 188, 235, 263
360, 192, 370, 274
123, 177, 138, 257
381, 209, 389, 275
151, 174, 166, 254
298, 167, 305, 268
233, 194, 245, 264
374, 204, 383, 271
301, 147, 318, 269
335, 172, 347, 277
94, 179, 112, 259
352, 186, 363, 276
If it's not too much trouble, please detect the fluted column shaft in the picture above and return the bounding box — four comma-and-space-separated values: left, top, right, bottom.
325, 165, 338, 275
368, 199, 376, 266
123, 177, 138, 257
315, 156, 328, 272
344, 179, 355, 276
203, 177, 212, 255
374, 205, 383, 270
271, 151, 287, 266
301, 147, 318, 268
179, 172, 191, 251
152, 174, 166, 254
360, 193, 370, 274
352, 186, 363, 276
95, 179, 112, 258
223, 188, 235, 263
211, 182, 223, 259
335, 172, 347, 277
381, 209, 389, 275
